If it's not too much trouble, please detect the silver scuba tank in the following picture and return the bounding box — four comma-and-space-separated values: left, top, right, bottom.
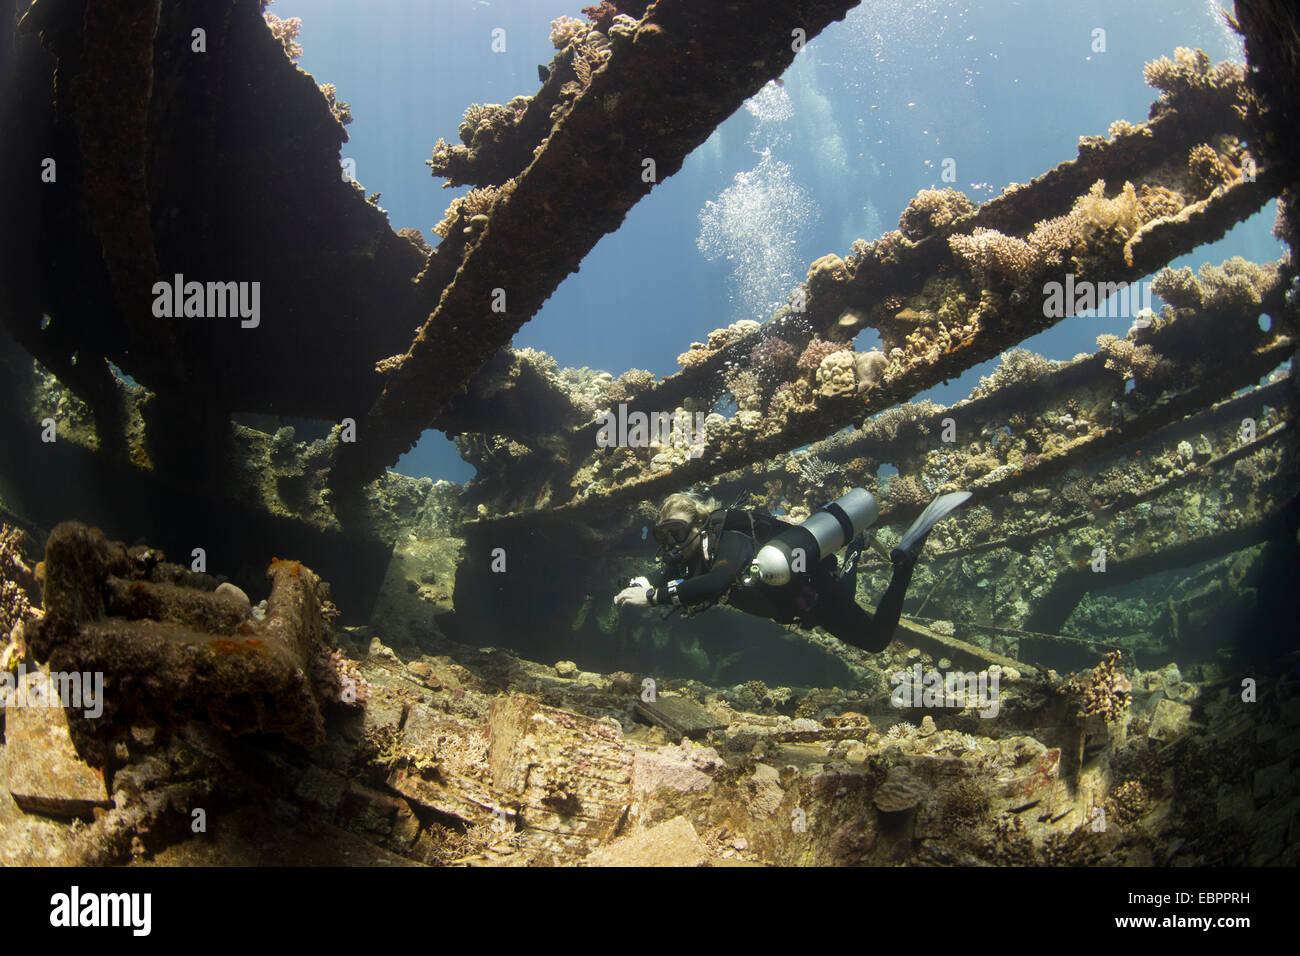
749, 487, 879, 586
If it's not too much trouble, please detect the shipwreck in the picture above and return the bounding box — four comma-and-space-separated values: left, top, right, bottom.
0, 0, 1296, 866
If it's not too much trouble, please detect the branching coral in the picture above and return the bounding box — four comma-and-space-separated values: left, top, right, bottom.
762, 382, 811, 435
953, 180, 1141, 283
457, 99, 531, 150
263, 8, 303, 62
796, 336, 849, 381
947, 227, 1037, 283
1152, 257, 1277, 311
0, 524, 36, 642
396, 227, 431, 256
318, 84, 353, 127
516, 347, 559, 377
1143, 47, 1248, 121
1105, 779, 1151, 826
1187, 143, 1233, 199
1150, 266, 1201, 310
432, 182, 512, 239
886, 474, 928, 506
1024, 214, 1082, 270
1097, 333, 1171, 384
797, 455, 843, 486
1106, 118, 1151, 140
899, 188, 974, 241
550, 15, 590, 48
677, 343, 712, 369
582, 2, 622, 31
969, 349, 1056, 399
1136, 184, 1185, 223
616, 368, 656, 394
1073, 180, 1140, 243
724, 368, 763, 411
749, 336, 799, 381
1064, 651, 1132, 722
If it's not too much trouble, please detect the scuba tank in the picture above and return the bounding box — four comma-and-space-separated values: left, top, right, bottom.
749, 488, 879, 586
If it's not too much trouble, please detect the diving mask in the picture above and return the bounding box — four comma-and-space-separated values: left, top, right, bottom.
653, 518, 700, 564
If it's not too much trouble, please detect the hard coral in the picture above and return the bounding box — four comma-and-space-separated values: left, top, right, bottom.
749, 336, 799, 379
796, 336, 849, 380
550, 15, 589, 49
616, 368, 655, 395
1136, 184, 1185, 223
1106, 779, 1150, 826
797, 455, 843, 486
432, 182, 512, 239
1143, 47, 1248, 120
1151, 257, 1276, 311
582, 2, 621, 31
396, 227, 431, 256
312, 648, 370, 706
1025, 214, 1082, 270
1073, 180, 1139, 243
263, 9, 303, 62
815, 350, 857, 398
1065, 651, 1132, 722
969, 349, 1055, 399
457, 100, 530, 150
899, 188, 974, 240
318, 83, 353, 127
1187, 143, 1233, 199
724, 368, 763, 411
854, 350, 888, 393
1097, 334, 1170, 384
1, 524, 36, 643
677, 343, 711, 369
948, 228, 1037, 283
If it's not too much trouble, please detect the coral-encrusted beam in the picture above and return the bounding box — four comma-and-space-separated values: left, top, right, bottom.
470, 171, 1283, 530
331, 0, 861, 487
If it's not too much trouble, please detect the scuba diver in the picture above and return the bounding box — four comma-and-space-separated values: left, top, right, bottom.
614, 487, 971, 653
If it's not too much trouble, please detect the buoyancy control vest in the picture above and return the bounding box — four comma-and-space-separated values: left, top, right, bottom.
694, 508, 838, 621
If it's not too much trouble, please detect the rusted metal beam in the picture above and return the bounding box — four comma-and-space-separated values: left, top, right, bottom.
553, 87, 1257, 467
471, 169, 1284, 530
331, 0, 861, 487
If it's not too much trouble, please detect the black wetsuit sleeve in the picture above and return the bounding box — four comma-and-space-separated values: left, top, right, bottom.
655, 531, 754, 605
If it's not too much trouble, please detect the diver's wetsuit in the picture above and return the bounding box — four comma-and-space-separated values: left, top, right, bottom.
649, 509, 916, 653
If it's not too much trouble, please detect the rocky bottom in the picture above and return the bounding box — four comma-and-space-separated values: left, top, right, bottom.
2, 620, 1296, 867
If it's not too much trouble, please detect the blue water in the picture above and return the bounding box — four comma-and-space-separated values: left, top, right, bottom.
270, 0, 1280, 485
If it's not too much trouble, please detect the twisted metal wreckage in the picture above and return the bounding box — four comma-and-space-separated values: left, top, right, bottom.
0, 0, 1297, 866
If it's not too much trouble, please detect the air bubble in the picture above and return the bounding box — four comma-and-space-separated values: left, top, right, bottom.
697, 149, 818, 322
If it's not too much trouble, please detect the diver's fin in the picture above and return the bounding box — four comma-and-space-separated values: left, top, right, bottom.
893, 491, 972, 564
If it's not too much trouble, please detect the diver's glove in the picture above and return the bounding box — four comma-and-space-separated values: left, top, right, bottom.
628, 576, 652, 589
614, 585, 652, 608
